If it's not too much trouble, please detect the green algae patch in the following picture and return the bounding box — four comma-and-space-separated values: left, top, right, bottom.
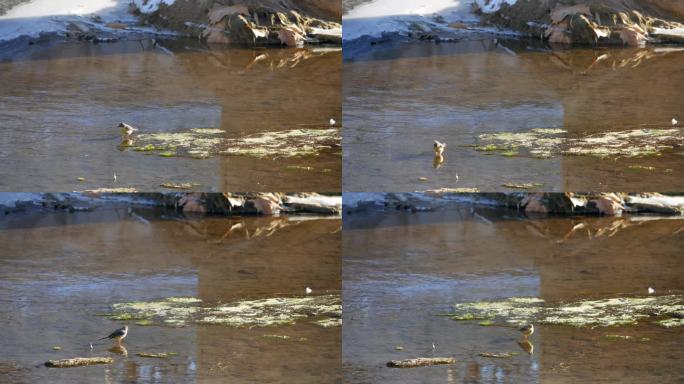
604, 334, 651, 342
604, 334, 633, 341
135, 319, 154, 326
263, 334, 291, 340
476, 144, 502, 152
449, 297, 545, 326
478, 320, 495, 326
314, 318, 342, 328
109, 313, 150, 321
476, 128, 684, 160
286, 165, 315, 171
131, 128, 340, 160
108, 297, 201, 327
219, 129, 340, 159
478, 352, 520, 358
159, 183, 198, 190
106, 295, 341, 329
448, 295, 684, 328
198, 295, 341, 328
477, 129, 565, 159
136, 352, 175, 358
166, 297, 202, 304
450, 313, 492, 321
655, 318, 684, 328
501, 182, 543, 189
625, 165, 656, 172
540, 297, 681, 328
133, 144, 158, 152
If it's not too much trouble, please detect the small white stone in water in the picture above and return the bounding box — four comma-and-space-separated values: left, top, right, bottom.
648, 287, 655, 295
306, 287, 312, 295
113, 173, 117, 182
330, 118, 336, 126
90, 343, 93, 350
673, 118, 678, 126
432, 342, 436, 350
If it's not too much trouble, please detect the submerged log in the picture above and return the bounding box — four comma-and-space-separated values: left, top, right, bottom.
45, 357, 113, 368
387, 357, 456, 368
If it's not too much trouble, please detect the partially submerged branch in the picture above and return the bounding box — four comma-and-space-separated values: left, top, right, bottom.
45, 357, 113, 368
387, 357, 456, 368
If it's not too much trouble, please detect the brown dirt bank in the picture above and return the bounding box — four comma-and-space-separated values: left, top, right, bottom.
476, 0, 684, 45
136, 0, 341, 45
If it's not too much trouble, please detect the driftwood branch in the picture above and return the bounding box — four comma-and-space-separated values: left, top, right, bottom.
45, 357, 114, 368
387, 357, 456, 368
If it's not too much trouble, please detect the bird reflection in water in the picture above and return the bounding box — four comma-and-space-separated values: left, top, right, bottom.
109, 344, 128, 357
517, 339, 534, 355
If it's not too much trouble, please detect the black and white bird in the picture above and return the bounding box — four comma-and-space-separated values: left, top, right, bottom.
118, 122, 138, 136
518, 324, 534, 339
99, 325, 128, 344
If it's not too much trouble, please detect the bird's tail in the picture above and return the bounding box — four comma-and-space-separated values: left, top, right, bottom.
98, 336, 109, 340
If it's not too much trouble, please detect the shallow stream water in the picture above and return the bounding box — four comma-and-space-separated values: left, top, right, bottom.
0, 207, 341, 383
343, 39, 684, 191
343, 205, 684, 383
0, 39, 341, 191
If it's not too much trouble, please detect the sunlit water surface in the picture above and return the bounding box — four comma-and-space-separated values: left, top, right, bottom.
343, 40, 684, 191
343, 206, 684, 383
0, 40, 341, 191
0, 207, 341, 383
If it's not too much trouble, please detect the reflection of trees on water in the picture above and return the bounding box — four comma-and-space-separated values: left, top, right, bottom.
175, 216, 341, 242
523, 215, 684, 243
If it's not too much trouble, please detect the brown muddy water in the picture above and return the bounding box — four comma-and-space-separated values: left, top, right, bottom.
343, 39, 684, 192
343, 204, 684, 383
0, 207, 341, 383
0, 39, 341, 192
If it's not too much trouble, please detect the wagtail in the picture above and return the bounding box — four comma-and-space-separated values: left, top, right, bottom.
99, 325, 128, 344
118, 122, 138, 136
518, 324, 534, 339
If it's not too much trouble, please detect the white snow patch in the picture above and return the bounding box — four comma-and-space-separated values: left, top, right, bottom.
652, 27, 684, 35
474, 0, 517, 14
132, 0, 176, 14
346, 0, 464, 19
343, 0, 477, 41
1, 0, 121, 18
342, 192, 388, 208
0, 0, 175, 42
0, 0, 137, 42
0, 193, 44, 209
284, 194, 342, 212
